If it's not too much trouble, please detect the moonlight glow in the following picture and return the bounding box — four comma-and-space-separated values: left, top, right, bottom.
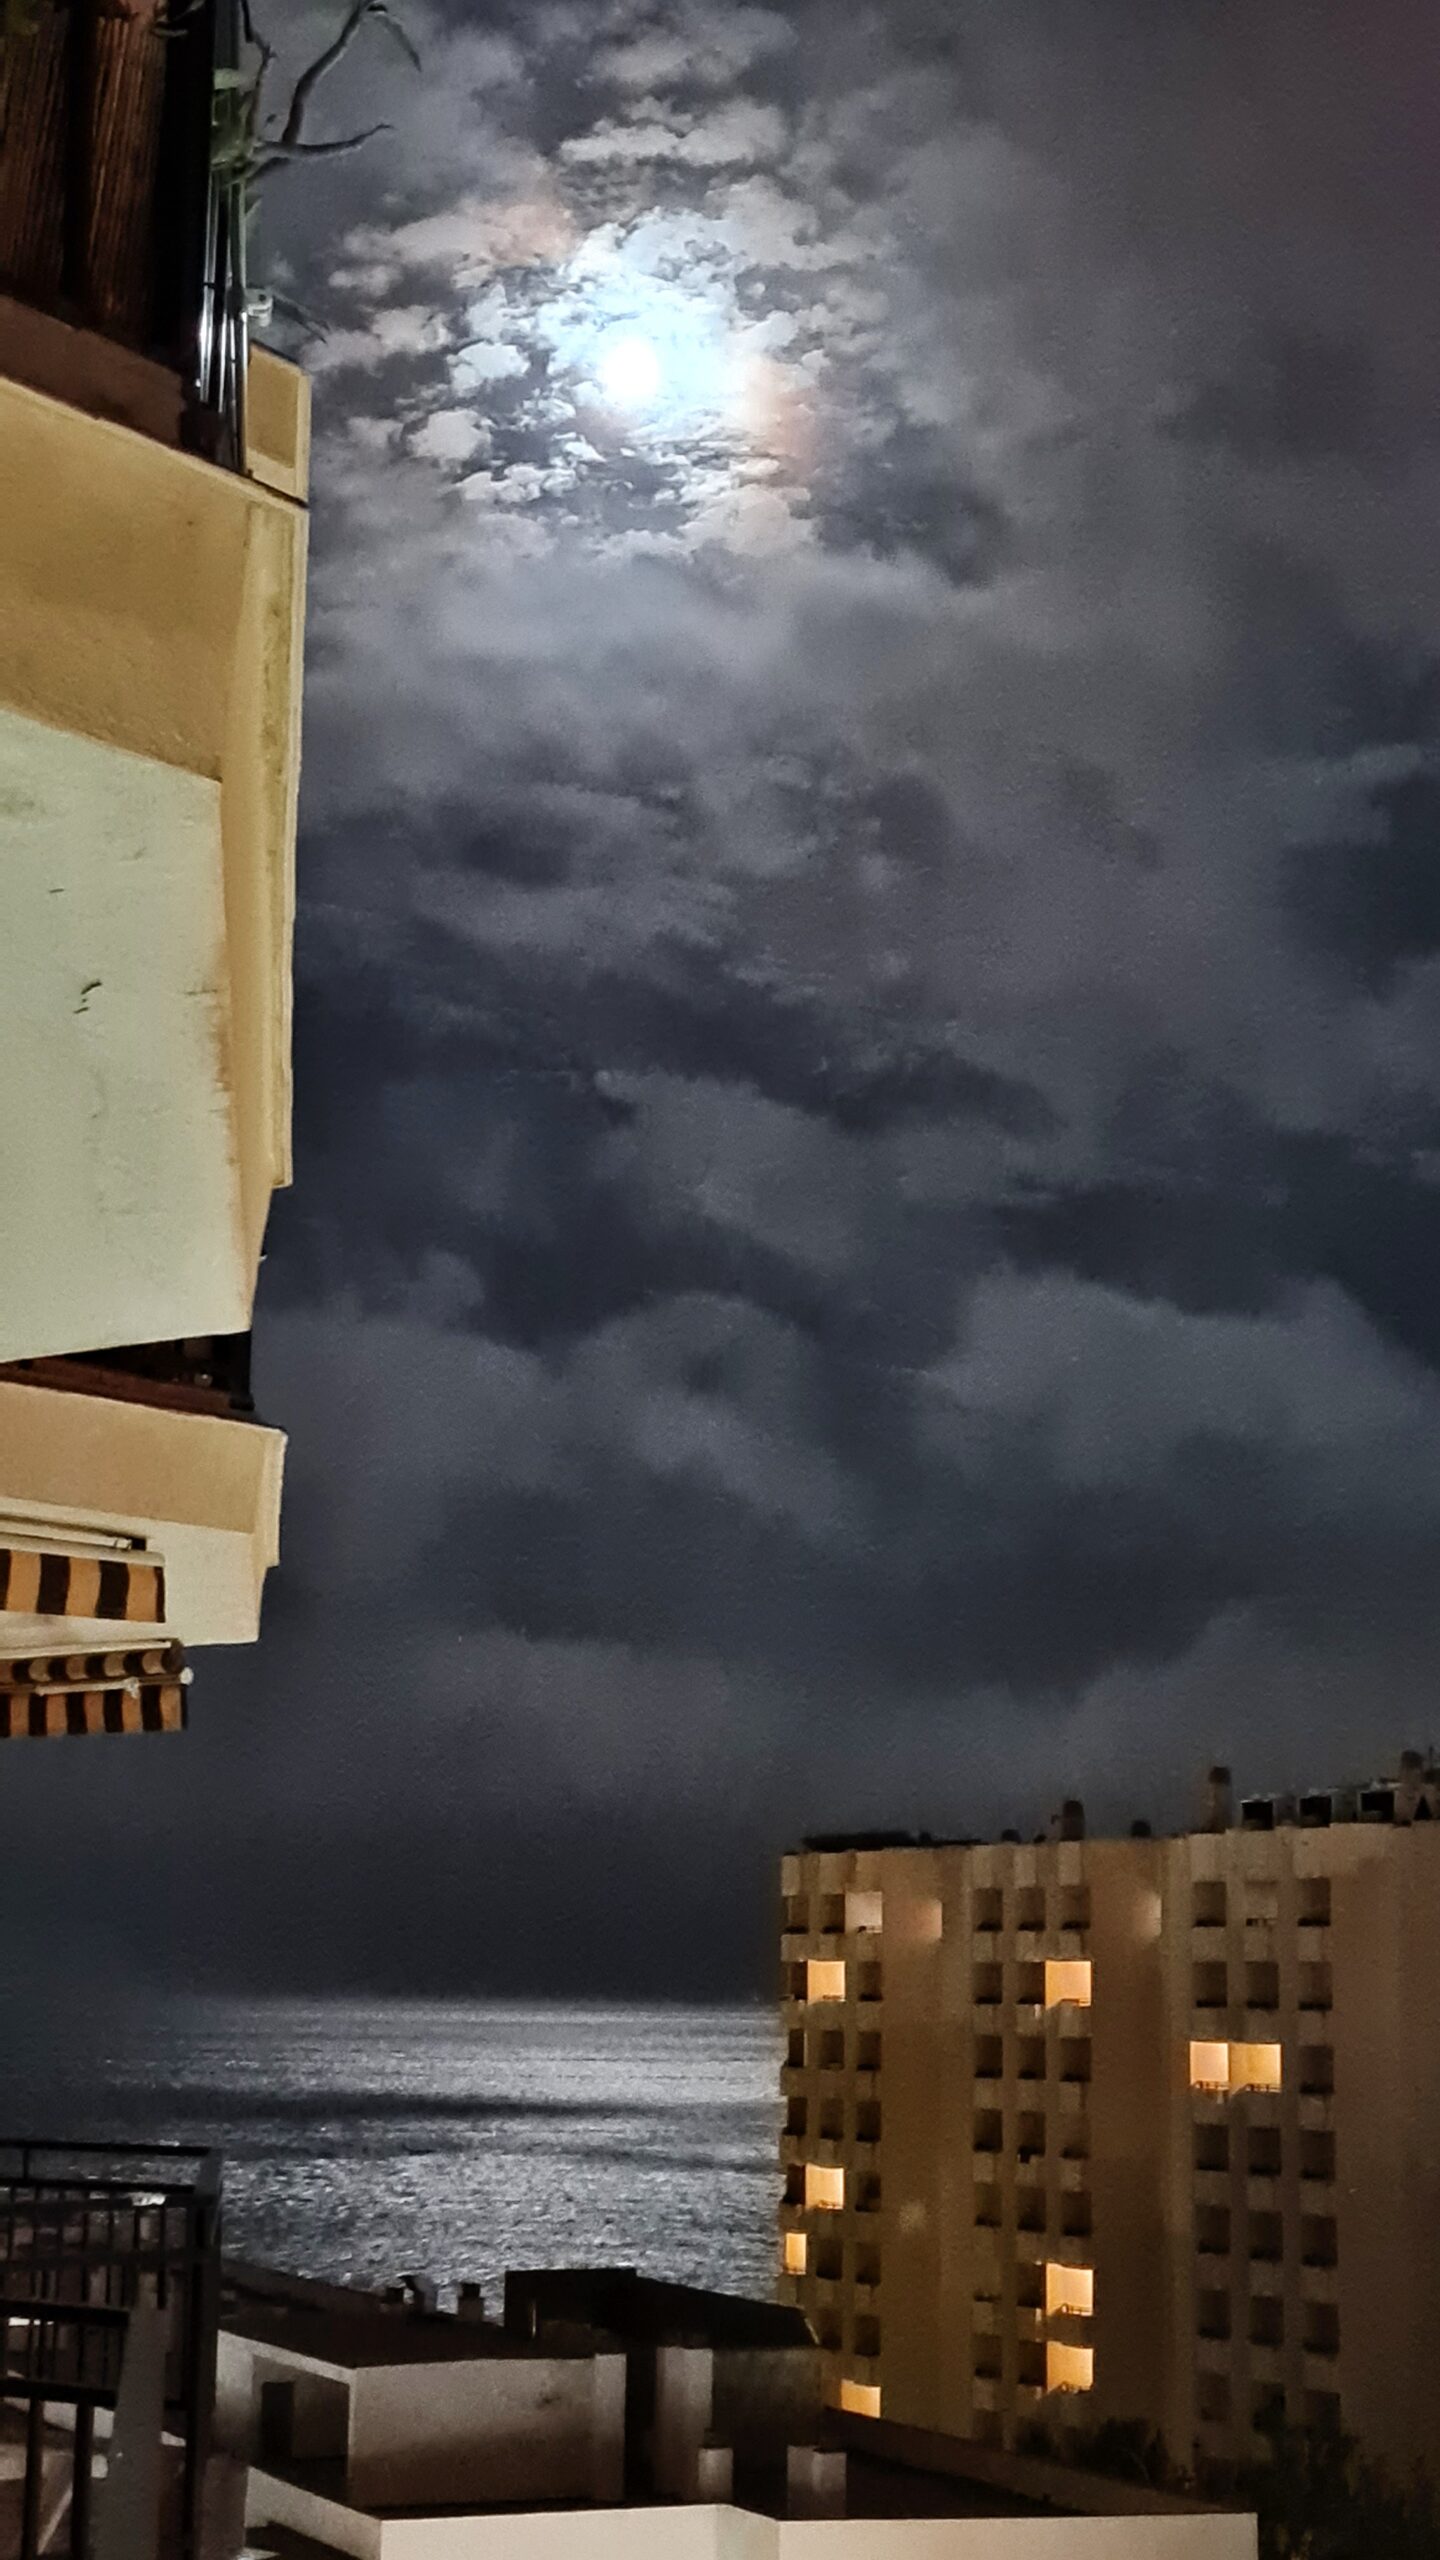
597, 333, 665, 409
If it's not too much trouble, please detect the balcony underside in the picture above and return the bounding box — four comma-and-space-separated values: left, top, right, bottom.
0, 1376, 282, 1648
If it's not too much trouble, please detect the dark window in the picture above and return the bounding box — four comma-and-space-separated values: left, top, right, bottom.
1248, 2127, 1282, 2178
1196, 2206, 1230, 2257
1195, 2125, 1229, 2173
1300, 2130, 1336, 2183
1301, 2217, 1338, 2269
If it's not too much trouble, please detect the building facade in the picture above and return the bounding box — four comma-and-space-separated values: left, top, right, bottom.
0, 0, 308, 1732
778, 1772, 1440, 2484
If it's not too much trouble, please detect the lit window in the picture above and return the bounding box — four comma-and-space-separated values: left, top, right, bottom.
1045, 2263, 1094, 2319
807, 1959, 847, 2004
1044, 1960, 1092, 2009
1189, 2040, 1283, 2095
838, 2380, 883, 2419
1231, 2041, 1282, 2094
784, 2231, 808, 2277
1190, 2040, 1231, 2092
1046, 2342, 1094, 2394
845, 1890, 884, 1935
806, 2163, 846, 2213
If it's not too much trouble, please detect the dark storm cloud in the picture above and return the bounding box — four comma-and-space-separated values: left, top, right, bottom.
10, 0, 1440, 1999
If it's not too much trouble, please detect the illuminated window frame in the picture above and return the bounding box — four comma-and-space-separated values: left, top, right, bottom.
1044, 1959, 1092, 2009
838, 2379, 883, 2419
1189, 2039, 1282, 2095
783, 2230, 808, 2277
805, 2162, 846, 2213
807, 1958, 847, 2004
1045, 2262, 1094, 2319
1046, 2341, 1094, 2395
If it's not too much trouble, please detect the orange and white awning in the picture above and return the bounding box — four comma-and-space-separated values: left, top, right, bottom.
0, 1543, 165, 1625
0, 1643, 189, 1741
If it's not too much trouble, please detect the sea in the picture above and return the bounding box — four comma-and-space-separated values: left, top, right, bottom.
0, 1997, 783, 2308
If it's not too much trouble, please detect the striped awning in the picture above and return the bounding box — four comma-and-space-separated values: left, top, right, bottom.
0, 1544, 165, 1624
0, 1642, 189, 1741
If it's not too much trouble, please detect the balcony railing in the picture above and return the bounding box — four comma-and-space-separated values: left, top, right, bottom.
0, 0, 248, 465
0, 2140, 221, 2560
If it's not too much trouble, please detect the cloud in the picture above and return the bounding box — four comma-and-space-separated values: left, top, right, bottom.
45, 0, 1435, 1997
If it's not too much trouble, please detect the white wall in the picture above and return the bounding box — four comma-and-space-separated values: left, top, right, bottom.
775, 2521, 1257, 2560
249, 2493, 1256, 2560
348, 2355, 624, 2509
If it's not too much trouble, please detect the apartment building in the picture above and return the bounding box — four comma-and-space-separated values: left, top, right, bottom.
778, 1765, 1440, 2485
0, 0, 308, 1730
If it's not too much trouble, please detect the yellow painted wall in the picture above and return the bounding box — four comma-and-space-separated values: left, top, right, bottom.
0, 358, 307, 1359
0, 1377, 282, 1646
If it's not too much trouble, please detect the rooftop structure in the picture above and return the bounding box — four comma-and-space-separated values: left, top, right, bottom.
0, 0, 309, 1723
778, 1759, 1440, 2487
219, 2262, 1253, 2560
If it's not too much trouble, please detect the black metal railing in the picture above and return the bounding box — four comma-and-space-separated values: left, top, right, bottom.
0, 0, 249, 465
0, 2142, 221, 2560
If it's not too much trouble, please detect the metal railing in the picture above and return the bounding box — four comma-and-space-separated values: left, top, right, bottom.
0, 2143, 221, 2560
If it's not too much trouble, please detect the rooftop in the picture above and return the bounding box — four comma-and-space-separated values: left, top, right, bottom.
220, 2263, 555, 2371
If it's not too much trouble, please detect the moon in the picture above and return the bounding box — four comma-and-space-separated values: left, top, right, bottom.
597, 333, 665, 409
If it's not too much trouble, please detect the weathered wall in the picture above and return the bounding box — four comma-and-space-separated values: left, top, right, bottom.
348, 2354, 625, 2510
0, 360, 306, 1362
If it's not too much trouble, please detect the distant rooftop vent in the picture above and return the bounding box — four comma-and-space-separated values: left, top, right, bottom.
1239, 1795, 1295, 1831
1202, 1767, 1234, 1833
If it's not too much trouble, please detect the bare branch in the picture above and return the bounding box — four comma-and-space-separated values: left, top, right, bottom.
251, 123, 391, 184
278, 0, 416, 151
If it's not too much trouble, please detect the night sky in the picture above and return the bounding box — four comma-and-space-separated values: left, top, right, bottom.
9, 0, 1440, 2000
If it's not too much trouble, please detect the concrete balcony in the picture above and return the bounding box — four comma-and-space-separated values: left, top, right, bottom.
1193, 2171, 1230, 2208
0, 1372, 281, 1649
0, 346, 307, 1365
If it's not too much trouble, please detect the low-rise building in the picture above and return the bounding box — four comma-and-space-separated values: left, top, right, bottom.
220, 2262, 1254, 2560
